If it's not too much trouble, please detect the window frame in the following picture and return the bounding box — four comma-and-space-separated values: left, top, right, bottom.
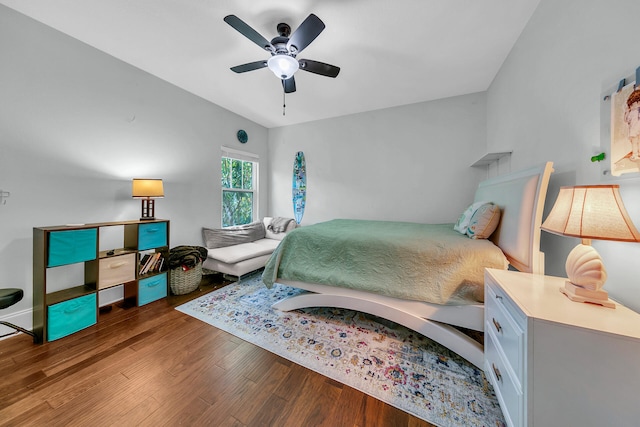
220, 146, 259, 228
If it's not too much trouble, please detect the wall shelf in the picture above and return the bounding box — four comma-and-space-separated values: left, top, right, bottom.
470, 151, 512, 168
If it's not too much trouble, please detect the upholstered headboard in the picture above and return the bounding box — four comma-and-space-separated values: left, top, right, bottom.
474, 162, 554, 274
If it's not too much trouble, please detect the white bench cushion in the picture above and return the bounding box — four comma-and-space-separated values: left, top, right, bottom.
202, 253, 272, 277
251, 238, 281, 250
206, 238, 280, 264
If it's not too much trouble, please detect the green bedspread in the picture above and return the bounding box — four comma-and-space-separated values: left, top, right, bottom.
263, 219, 508, 305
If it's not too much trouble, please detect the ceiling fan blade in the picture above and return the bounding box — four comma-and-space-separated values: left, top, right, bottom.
230, 60, 268, 73
282, 76, 296, 93
287, 14, 325, 54
298, 59, 340, 78
224, 15, 274, 52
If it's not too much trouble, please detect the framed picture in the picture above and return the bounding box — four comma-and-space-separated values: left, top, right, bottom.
610, 81, 640, 176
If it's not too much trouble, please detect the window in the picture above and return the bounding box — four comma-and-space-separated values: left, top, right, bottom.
221, 147, 259, 227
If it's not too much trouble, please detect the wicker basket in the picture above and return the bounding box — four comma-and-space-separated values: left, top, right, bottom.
170, 262, 202, 295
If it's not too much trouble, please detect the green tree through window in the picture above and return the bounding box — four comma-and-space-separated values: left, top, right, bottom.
221, 156, 256, 227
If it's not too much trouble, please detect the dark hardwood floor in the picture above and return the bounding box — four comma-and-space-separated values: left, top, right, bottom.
0, 274, 434, 426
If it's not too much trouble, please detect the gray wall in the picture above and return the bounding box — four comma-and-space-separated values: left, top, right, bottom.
0, 6, 268, 324
487, 0, 640, 312
268, 92, 488, 225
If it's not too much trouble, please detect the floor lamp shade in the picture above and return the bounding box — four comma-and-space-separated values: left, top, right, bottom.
132, 179, 164, 220
541, 185, 640, 308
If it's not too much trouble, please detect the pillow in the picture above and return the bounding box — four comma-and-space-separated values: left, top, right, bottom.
466, 203, 501, 239
453, 200, 489, 234
263, 217, 297, 240
202, 221, 266, 248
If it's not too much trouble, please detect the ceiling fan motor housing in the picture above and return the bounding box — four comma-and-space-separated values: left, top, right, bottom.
270, 36, 292, 55
277, 22, 291, 37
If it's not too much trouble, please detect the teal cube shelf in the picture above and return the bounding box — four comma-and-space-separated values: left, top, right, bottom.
34, 220, 170, 344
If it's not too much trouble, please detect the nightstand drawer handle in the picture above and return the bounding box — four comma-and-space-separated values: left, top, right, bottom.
492, 363, 502, 382
495, 294, 503, 301
492, 318, 502, 333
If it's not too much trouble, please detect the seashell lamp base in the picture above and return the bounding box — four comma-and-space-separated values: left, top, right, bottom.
563, 244, 615, 308
560, 281, 616, 309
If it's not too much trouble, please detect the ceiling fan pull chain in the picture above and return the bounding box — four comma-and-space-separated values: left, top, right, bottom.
283, 91, 286, 116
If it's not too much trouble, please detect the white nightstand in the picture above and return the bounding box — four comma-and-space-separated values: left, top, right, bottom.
484, 268, 640, 427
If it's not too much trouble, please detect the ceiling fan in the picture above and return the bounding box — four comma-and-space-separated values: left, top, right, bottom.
224, 14, 340, 94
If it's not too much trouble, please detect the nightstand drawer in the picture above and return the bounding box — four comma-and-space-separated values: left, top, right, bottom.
485, 330, 523, 427
138, 273, 167, 306
98, 253, 136, 289
138, 222, 167, 250
485, 279, 525, 384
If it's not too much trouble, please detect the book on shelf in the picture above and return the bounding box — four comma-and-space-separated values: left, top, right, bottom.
139, 253, 152, 275
141, 253, 156, 275
155, 257, 164, 273
141, 252, 163, 275
139, 254, 152, 273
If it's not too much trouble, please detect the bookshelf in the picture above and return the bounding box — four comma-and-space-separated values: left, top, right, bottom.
32, 219, 170, 343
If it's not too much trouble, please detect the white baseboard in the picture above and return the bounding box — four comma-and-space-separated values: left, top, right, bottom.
0, 307, 33, 340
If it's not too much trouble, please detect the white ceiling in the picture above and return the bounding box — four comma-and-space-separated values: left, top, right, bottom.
1, 0, 540, 128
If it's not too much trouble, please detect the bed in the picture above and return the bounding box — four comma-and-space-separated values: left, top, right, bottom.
262, 162, 554, 368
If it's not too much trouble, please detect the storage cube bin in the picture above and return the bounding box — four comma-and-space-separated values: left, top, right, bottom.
98, 253, 136, 289
47, 293, 97, 341
138, 273, 167, 306
48, 229, 97, 267
138, 222, 167, 250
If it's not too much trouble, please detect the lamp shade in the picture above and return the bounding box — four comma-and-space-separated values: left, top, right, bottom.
541, 185, 640, 242
132, 179, 164, 199
267, 54, 299, 80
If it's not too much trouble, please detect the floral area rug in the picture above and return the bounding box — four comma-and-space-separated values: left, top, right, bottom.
176, 274, 505, 427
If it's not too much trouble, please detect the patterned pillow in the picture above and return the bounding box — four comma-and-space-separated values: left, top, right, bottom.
453, 200, 489, 234
466, 203, 501, 239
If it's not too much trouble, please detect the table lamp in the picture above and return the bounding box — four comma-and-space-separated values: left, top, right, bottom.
541, 185, 640, 308
132, 178, 164, 221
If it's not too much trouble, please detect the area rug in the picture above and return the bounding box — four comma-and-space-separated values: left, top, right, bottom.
176, 274, 505, 427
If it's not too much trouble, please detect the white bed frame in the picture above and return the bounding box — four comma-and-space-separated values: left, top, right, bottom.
272, 162, 554, 368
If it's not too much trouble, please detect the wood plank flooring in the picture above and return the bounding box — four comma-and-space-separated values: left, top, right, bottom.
0, 274, 434, 426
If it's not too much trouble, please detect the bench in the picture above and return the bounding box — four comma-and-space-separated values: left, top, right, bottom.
202, 217, 296, 279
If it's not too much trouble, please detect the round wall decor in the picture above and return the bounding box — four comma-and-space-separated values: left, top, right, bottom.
237, 129, 248, 144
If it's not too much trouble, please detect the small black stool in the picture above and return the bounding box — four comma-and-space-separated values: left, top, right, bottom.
0, 288, 35, 338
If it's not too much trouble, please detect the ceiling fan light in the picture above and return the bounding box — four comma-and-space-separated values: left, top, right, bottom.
267, 54, 299, 79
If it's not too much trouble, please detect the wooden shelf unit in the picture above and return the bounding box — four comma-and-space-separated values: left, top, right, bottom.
33, 219, 170, 343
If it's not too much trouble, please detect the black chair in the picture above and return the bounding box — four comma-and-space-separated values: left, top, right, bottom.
0, 288, 34, 338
